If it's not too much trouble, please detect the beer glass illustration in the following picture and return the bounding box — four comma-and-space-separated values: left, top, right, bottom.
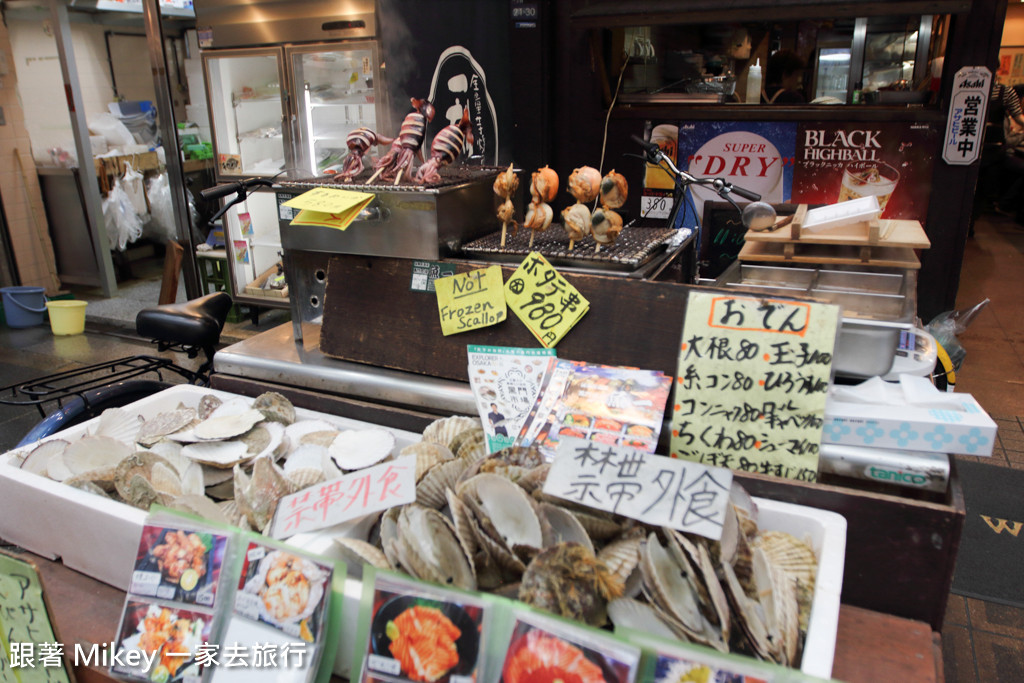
837, 161, 900, 213
644, 124, 678, 190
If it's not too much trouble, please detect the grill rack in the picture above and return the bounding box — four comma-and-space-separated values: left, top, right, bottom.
279, 164, 507, 195
461, 226, 677, 273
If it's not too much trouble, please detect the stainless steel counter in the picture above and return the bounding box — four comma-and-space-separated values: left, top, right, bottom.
213, 322, 477, 415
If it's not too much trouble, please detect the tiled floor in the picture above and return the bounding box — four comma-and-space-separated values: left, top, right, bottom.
943, 211, 1024, 682
0, 216, 1022, 679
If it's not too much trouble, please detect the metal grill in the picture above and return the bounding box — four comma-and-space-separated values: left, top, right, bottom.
279, 164, 506, 195
461, 226, 677, 272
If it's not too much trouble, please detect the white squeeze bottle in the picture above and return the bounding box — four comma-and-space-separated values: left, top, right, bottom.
746, 58, 762, 104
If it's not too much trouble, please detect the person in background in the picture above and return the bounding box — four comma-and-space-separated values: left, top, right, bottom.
979, 75, 1024, 218
763, 49, 806, 104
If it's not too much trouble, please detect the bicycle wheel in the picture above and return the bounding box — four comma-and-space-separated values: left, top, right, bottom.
18, 380, 171, 448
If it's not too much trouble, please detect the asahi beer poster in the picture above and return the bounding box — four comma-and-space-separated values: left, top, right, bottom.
792, 121, 938, 220
673, 121, 798, 229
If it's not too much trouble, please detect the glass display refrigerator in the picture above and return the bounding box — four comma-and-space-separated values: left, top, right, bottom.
200, 40, 384, 308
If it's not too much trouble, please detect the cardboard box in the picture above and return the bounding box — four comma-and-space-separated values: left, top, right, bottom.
824, 390, 997, 456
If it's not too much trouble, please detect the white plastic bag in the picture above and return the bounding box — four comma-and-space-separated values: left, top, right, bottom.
122, 162, 148, 217
87, 112, 135, 149
102, 179, 143, 251
145, 172, 200, 243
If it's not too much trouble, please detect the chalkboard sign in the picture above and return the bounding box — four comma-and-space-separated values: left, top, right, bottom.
698, 202, 798, 280
0, 550, 74, 683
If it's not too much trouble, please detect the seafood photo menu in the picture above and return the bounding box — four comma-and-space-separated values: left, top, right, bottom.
357, 572, 490, 683
131, 525, 229, 607
499, 611, 640, 683
518, 360, 672, 460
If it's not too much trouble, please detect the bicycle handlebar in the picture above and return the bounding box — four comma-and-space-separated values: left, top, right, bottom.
200, 177, 276, 201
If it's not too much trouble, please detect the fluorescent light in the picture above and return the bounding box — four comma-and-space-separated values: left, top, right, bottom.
820, 53, 850, 62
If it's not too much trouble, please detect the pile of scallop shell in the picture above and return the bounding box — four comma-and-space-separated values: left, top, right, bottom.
340, 416, 819, 670
12, 395, 819, 669
12, 391, 400, 534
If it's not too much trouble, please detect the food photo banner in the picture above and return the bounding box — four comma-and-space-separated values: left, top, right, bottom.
670, 292, 841, 482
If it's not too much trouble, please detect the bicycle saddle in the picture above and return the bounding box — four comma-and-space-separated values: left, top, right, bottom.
136, 292, 233, 349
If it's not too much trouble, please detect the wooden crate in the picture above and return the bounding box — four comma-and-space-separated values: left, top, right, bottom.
243, 262, 289, 298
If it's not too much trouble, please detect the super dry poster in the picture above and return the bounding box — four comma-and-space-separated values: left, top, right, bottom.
792, 121, 938, 219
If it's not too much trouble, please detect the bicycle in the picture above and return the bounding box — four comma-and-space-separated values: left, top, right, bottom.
0, 178, 275, 447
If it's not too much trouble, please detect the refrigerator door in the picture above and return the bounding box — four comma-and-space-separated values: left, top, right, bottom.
814, 48, 851, 103
203, 47, 292, 179
287, 42, 385, 177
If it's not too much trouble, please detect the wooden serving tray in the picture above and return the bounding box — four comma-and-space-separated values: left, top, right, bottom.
739, 240, 921, 268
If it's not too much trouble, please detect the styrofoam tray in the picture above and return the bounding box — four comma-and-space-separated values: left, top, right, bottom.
0, 384, 423, 591
0, 385, 846, 680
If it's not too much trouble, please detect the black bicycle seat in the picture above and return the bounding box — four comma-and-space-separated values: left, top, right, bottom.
135, 292, 233, 349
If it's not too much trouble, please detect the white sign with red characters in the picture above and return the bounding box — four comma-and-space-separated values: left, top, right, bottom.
269, 455, 416, 539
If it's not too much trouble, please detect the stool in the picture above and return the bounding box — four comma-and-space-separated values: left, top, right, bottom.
195, 249, 245, 323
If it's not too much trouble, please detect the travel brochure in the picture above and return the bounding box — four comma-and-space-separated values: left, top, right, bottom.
518, 358, 673, 460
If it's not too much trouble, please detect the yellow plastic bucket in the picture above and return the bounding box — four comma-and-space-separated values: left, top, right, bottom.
46, 300, 88, 335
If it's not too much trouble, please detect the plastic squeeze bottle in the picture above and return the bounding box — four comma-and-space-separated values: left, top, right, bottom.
746, 59, 762, 103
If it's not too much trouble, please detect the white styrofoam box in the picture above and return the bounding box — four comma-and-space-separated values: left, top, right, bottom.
0, 385, 422, 591
824, 390, 997, 456
755, 497, 846, 679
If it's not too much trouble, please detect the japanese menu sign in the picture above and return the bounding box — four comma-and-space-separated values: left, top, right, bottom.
544, 437, 732, 540
434, 266, 507, 335
943, 66, 992, 166
0, 551, 72, 683
504, 252, 589, 348
669, 292, 840, 482
270, 456, 416, 538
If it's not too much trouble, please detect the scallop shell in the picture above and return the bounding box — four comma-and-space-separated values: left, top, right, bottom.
570, 508, 623, 541
397, 504, 476, 590
284, 419, 340, 450
202, 464, 234, 488
207, 397, 254, 419
283, 444, 328, 474
299, 430, 340, 448
64, 466, 119, 493
458, 473, 544, 550
720, 560, 771, 660
113, 452, 173, 499
66, 479, 112, 498
236, 421, 286, 461
178, 461, 205, 496
63, 435, 132, 475
46, 452, 75, 482
538, 503, 594, 554
455, 430, 488, 463
332, 538, 390, 579
137, 408, 197, 446
609, 598, 681, 641
253, 391, 296, 425
150, 462, 183, 496
193, 409, 265, 441
516, 464, 551, 493
597, 536, 644, 584
182, 440, 250, 468
121, 473, 165, 510
205, 478, 235, 500
421, 416, 481, 450
218, 499, 243, 526
235, 456, 293, 533
400, 441, 455, 481
146, 440, 185, 466
415, 458, 469, 509
379, 506, 403, 570
752, 530, 818, 589
329, 429, 395, 471
287, 467, 326, 490
196, 394, 223, 420
92, 408, 144, 446
20, 439, 69, 476
449, 427, 486, 459
168, 494, 231, 525
753, 546, 799, 665
640, 532, 703, 633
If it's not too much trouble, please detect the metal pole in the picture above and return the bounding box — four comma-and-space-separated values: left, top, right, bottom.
142, 0, 200, 300
49, 0, 117, 297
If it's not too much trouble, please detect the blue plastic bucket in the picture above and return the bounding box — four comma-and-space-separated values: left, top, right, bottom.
1, 286, 47, 328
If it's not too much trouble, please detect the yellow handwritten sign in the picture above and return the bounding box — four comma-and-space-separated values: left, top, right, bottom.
669, 291, 841, 482
434, 265, 507, 336
504, 252, 589, 348
0, 550, 73, 683
285, 187, 375, 231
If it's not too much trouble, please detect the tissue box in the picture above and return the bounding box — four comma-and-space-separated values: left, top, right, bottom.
823, 391, 997, 456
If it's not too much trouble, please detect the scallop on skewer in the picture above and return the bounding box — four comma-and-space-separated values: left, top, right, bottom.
524, 166, 559, 248
564, 166, 601, 250
594, 169, 628, 253
493, 164, 519, 247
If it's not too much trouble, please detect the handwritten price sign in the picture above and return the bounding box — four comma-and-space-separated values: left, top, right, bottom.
270, 455, 416, 538
669, 292, 841, 482
505, 252, 589, 348
544, 437, 732, 540
434, 265, 507, 335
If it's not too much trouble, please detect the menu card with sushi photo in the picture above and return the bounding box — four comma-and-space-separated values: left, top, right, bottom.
517, 360, 672, 460
356, 570, 491, 683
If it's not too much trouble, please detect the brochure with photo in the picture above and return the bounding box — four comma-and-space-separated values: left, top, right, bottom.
130, 525, 229, 608
467, 345, 556, 453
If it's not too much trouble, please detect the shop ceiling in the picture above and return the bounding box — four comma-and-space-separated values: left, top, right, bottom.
570, 0, 973, 26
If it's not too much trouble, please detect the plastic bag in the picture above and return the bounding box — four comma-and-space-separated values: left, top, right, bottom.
88, 112, 136, 149
122, 162, 148, 217
145, 172, 200, 243
102, 179, 143, 251
925, 298, 990, 372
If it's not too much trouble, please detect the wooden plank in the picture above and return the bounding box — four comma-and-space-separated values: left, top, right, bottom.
739, 240, 921, 268
319, 255, 690, 382
745, 219, 930, 249
158, 239, 183, 305
832, 606, 939, 683
734, 469, 964, 631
